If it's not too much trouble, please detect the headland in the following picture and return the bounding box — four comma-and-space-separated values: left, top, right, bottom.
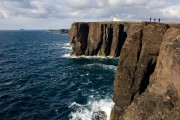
69, 21, 180, 120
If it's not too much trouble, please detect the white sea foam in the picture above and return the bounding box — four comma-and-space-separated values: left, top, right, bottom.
85, 63, 117, 71
61, 44, 119, 60
62, 54, 119, 59
74, 55, 116, 59
62, 53, 71, 58
62, 54, 80, 58
62, 46, 72, 50
102, 64, 117, 71
69, 98, 114, 120
62, 43, 72, 50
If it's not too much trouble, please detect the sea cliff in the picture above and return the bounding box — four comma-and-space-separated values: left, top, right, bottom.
69, 21, 180, 120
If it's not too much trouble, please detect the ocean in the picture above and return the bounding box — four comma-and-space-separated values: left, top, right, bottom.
0, 30, 118, 120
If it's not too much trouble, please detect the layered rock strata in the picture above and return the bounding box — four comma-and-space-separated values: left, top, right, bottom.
69, 22, 180, 120
113, 27, 180, 120
69, 22, 127, 57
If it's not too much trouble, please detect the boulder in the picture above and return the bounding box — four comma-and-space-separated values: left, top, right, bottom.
92, 111, 107, 120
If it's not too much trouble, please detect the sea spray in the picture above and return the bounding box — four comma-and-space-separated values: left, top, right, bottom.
69, 98, 114, 120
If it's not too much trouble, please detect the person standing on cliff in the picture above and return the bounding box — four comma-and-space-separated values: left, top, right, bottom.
158, 18, 160, 23
150, 17, 151, 22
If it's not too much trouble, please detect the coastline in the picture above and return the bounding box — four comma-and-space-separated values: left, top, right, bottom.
69, 21, 180, 120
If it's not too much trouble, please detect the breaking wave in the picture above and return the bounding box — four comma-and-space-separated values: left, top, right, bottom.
69, 98, 114, 120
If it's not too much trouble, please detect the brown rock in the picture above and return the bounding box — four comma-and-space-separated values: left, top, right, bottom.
69, 22, 127, 57
69, 22, 89, 56
111, 23, 170, 119
112, 28, 180, 120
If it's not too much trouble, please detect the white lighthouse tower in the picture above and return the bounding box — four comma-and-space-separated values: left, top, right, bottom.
113, 16, 121, 21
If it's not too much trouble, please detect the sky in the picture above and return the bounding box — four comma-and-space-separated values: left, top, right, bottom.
0, 0, 180, 30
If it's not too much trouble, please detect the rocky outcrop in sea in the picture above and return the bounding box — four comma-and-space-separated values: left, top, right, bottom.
69, 21, 180, 120
49, 29, 69, 34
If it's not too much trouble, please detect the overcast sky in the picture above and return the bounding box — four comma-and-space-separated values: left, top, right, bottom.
0, 0, 179, 30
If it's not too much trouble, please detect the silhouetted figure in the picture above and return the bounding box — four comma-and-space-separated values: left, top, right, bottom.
150, 17, 151, 22
154, 18, 156, 22
158, 18, 160, 23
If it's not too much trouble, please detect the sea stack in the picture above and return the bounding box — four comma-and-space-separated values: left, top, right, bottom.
69, 21, 180, 120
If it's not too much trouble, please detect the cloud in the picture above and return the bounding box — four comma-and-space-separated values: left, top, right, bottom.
161, 5, 180, 19
0, 0, 179, 29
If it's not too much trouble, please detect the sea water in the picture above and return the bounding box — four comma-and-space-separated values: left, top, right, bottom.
0, 30, 118, 120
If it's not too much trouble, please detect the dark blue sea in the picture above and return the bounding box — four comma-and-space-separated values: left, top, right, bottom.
0, 30, 118, 120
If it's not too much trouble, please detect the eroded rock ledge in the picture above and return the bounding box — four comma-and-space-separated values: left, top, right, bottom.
69, 22, 180, 120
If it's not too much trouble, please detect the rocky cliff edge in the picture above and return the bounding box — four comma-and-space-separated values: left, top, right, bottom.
69, 22, 180, 120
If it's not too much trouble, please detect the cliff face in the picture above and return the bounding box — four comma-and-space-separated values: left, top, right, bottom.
111, 22, 169, 119
115, 28, 180, 120
69, 22, 127, 57
69, 22, 180, 120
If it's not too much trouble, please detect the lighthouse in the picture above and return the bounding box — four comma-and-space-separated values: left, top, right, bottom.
113, 16, 120, 21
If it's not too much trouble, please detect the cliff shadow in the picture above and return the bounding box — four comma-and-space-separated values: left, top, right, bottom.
139, 59, 156, 95
78, 24, 89, 55
105, 26, 113, 56
115, 24, 127, 57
